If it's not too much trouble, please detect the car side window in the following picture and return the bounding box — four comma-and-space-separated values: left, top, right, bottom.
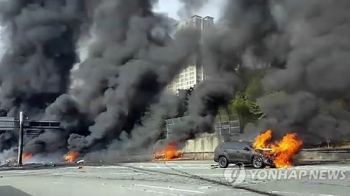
222, 143, 235, 149
222, 142, 251, 150
235, 143, 252, 150
237, 143, 247, 149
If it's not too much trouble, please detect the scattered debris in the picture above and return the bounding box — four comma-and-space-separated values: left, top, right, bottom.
77, 160, 84, 164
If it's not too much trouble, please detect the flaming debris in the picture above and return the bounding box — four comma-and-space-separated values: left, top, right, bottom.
64, 152, 79, 163
22, 153, 33, 161
154, 141, 183, 161
253, 130, 303, 168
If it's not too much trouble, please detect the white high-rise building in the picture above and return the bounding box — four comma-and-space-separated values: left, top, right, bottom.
167, 15, 214, 94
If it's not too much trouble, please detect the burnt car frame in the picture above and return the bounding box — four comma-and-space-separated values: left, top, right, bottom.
214, 141, 276, 168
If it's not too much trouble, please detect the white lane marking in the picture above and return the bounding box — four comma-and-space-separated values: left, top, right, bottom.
109, 173, 139, 175
270, 191, 342, 196
196, 174, 226, 176
83, 166, 129, 170
135, 184, 205, 194
126, 187, 188, 196
125, 163, 210, 167
134, 166, 209, 169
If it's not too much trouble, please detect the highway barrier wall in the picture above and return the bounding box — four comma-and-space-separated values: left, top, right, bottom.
179, 135, 350, 162
295, 148, 350, 162
180, 148, 350, 162
181, 133, 223, 153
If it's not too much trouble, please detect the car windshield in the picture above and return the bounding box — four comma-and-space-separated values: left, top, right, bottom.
247, 142, 253, 148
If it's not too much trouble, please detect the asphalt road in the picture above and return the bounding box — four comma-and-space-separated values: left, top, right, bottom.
0, 161, 349, 196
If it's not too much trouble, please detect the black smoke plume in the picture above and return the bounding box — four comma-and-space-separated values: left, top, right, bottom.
256, 0, 350, 145
0, 0, 87, 153
2, 0, 349, 160
167, 0, 279, 145
62, 0, 200, 154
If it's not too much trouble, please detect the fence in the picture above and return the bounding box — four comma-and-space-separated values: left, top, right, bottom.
165, 115, 241, 140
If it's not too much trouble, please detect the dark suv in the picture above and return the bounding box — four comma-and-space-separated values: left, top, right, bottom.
214, 141, 275, 168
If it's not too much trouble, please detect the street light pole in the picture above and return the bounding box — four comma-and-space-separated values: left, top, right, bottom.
17, 111, 24, 165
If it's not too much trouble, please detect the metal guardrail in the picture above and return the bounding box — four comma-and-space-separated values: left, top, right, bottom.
165, 116, 241, 139
0, 112, 62, 165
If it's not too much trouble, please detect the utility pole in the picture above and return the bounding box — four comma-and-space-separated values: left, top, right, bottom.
17, 111, 24, 166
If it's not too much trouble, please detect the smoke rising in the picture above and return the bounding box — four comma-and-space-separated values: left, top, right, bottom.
167, 0, 279, 144
64, 0, 200, 154
0, 0, 87, 153
0, 0, 86, 117
171, 0, 350, 147
256, 0, 350, 144
1, 0, 350, 161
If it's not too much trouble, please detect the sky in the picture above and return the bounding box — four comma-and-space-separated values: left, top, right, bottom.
154, 0, 226, 22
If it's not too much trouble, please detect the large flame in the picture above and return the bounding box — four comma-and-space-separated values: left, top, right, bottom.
22, 153, 33, 161
64, 152, 79, 163
253, 130, 303, 168
154, 141, 183, 161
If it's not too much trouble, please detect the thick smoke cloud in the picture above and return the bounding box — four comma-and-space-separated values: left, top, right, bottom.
0, 0, 87, 153
171, 0, 350, 147
0, 0, 86, 117
1, 0, 350, 160
63, 0, 200, 154
168, 0, 279, 144
256, 0, 350, 144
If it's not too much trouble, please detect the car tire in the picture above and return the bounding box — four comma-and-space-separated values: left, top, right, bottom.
218, 156, 229, 168
252, 156, 265, 169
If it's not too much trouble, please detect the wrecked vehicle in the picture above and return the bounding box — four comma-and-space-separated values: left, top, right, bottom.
214, 141, 275, 168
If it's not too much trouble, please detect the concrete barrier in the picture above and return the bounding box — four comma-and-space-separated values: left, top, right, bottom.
182, 152, 214, 160
296, 148, 350, 162
181, 148, 350, 162
178, 135, 350, 162
182, 134, 223, 153
182, 134, 350, 161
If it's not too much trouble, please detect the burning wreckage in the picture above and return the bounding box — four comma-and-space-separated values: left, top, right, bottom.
214, 129, 303, 169
1, 0, 350, 169
252, 130, 303, 168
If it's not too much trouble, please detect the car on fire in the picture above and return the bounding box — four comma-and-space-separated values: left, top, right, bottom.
214, 141, 275, 168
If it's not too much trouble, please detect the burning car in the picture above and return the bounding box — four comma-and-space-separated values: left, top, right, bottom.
214, 141, 276, 168
253, 148, 276, 168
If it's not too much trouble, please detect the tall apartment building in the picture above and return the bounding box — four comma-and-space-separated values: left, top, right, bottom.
167, 15, 214, 94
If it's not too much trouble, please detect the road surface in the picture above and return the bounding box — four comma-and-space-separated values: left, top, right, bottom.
0, 161, 349, 196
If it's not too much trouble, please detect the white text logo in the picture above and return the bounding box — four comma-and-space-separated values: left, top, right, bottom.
224, 166, 347, 185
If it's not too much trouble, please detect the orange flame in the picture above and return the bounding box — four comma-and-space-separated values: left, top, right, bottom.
64, 152, 79, 163
154, 141, 183, 161
253, 130, 272, 149
253, 130, 303, 168
22, 153, 33, 161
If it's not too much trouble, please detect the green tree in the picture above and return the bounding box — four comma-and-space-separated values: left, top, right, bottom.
224, 68, 266, 132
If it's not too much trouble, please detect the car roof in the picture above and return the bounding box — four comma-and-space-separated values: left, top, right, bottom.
224, 140, 252, 144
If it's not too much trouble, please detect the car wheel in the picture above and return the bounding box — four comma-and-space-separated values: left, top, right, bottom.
218, 156, 229, 168
252, 156, 264, 169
